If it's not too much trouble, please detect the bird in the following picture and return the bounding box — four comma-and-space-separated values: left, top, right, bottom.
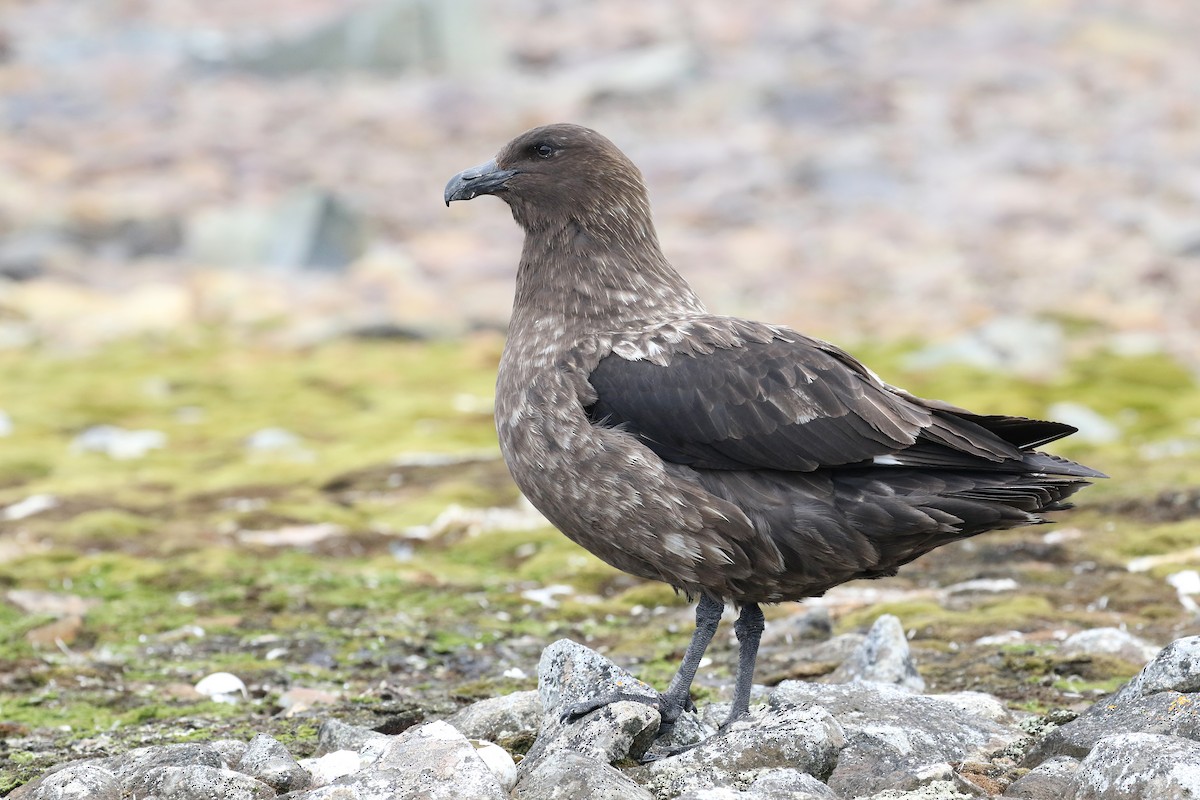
444, 123, 1103, 739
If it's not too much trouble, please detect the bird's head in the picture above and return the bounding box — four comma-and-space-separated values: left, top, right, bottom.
444, 123, 651, 234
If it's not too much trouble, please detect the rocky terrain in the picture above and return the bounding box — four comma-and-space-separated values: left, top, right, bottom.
11, 629, 1200, 799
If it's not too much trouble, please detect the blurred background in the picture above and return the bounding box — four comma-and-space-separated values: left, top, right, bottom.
1, 0, 1199, 784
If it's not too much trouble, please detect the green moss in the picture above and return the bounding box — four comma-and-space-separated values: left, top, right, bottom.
60, 508, 158, 545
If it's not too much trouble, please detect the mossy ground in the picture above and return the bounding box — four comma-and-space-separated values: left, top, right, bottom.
1, 331, 1198, 791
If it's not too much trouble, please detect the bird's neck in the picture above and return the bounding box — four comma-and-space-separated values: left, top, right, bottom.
510, 215, 706, 339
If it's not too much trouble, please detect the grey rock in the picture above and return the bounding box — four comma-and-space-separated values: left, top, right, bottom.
772, 681, 1017, 797
1059, 627, 1159, 665
329, 720, 507, 800
192, 0, 498, 77
1072, 732, 1200, 799
829, 614, 925, 691
760, 605, 833, 646
523, 639, 663, 765
20, 762, 120, 800
137, 765, 275, 799
209, 738, 250, 766
1023, 635, 1200, 765
315, 718, 387, 756
444, 689, 542, 749
237, 733, 311, 793
643, 705, 846, 798
903, 316, 1066, 378
1003, 756, 1081, 798
931, 691, 1014, 724
522, 699, 660, 769
70, 425, 166, 460
1117, 634, 1200, 697
511, 751, 653, 800
116, 744, 226, 797
749, 768, 841, 799
859, 781, 980, 799
672, 767, 842, 799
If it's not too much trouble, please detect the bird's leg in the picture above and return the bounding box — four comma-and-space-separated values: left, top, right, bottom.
721, 602, 764, 729
561, 593, 724, 733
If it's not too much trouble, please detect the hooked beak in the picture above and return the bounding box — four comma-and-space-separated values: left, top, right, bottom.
444, 159, 518, 206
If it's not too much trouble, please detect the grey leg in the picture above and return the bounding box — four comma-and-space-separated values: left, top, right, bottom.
724, 602, 764, 727
657, 593, 724, 726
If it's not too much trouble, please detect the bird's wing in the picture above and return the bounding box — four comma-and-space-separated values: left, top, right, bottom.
586, 323, 1049, 472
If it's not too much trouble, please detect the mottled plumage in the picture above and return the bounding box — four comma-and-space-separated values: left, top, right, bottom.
444, 123, 1103, 740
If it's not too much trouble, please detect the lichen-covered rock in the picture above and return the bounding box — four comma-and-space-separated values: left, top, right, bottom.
829, 613, 925, 691
236, 733, 311, 793
16, 762, 120, 800
1023, 635, 1200, 766
444, 689, 541, 750
1003, 756, 1081, 798
772, 681, 1017, 797
1059, 627, 1160, 665
135, 765, 275, 800
511, 751, 654, 800
314, 719, 387, 756
1072, 732, 1200, 799
642, 705, 846, 798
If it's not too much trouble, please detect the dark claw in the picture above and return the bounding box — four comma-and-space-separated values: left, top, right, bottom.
558, 692, 661, 724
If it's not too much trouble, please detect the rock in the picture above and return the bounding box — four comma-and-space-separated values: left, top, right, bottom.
467, 740, 517, 793
903, 316, 1066, 378
522, 699, 660, 769
759, 605, 833, 645
314, 719, 386, 756
1044, 402, 1120, 445
642, 705, 846, 798
137, 765, 275, 799
298, 750, 363, 787
114, 743, 226, 797
858, 781, 981, 799
4, 590, 96, 617
191, 0, 499, 77
18, 762, 120, 800
444, 690, 542, 750
747, 769, 842, 799
2, 493, 59, 521
1003, 756, 1081, 798
932, 691, 1014, 724
522, 639, 663, 766
1059, 627, 1160, 665
0, 409, 11, 436
829, 613, 925, 691
208, 738, 250, 765
319, 720, 507, 800
194, 671, 248, 704
236, 733, 311, 793
1072, 732, 1200, 799
70, 425, 166, 460
511, 751, 653, 800
1023, 635, 1200, 766
772, 681, 1018, 797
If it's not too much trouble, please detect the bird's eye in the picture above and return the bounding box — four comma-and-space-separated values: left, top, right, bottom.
533, 143, 555, 159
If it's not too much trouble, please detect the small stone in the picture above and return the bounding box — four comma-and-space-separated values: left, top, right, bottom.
70, 425, 166, 459
1059, 627, 1159, 665
236, 733, 311, 793
208, 738, 250, 765
278, 687, 340, 715
194, 671, 248, 704
0, 409, 11, 436
353, 720, 507, 800
468, 740, 517, 793
1003, 756, 1080, 798
2, 493, 58, 521
830, 613, 925, 691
